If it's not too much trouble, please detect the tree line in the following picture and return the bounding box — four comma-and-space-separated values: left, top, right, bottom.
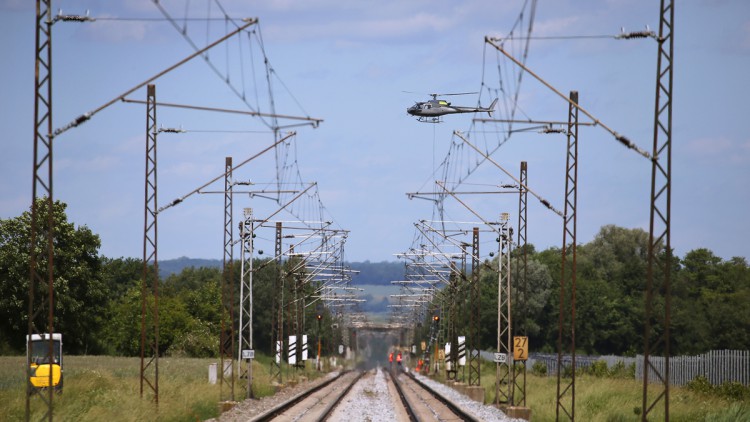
1, 199, 748, 357
413, 224, 750, 356
0, 198, 337, 357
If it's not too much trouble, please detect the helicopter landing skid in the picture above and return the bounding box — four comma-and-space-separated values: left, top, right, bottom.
416, 116, 443, 123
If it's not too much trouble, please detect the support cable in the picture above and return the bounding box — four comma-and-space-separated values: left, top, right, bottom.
485, 37, 651, 160
157, 132, 294, 213
52, 19, 257, 138
454, 131, 564, 218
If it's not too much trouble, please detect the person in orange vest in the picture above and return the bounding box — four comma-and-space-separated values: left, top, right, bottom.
396, 352, 402, 367
389, 352, 393, 367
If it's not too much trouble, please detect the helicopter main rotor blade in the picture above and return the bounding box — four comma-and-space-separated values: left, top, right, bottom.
430, 92, 479, 97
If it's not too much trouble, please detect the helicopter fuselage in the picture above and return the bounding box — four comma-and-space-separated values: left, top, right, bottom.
407, 98, 497, 119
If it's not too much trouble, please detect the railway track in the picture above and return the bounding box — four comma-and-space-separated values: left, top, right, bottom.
249, 370, 364, 422
387, 368, 481, 422
222, 366, 511, 421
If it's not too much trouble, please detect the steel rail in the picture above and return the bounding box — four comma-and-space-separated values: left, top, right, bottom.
248, 371, 350, 422
385, 369, 419, 422
317, 371, 367, 421
400, 370, 481, 422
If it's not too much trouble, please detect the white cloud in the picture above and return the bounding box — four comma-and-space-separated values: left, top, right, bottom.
742, 20, 750, 53
56, 155, 118, 173
687, 137, 733, 155
263, 12, 457, 45
530, 16, 581, 38
80, 18, 151, 43
0, 0, 30, 11
686, 136, 750, 164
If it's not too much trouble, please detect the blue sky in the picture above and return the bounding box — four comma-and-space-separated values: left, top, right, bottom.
1, 0, 748, 264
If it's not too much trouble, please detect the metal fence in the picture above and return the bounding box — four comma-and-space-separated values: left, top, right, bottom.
522, 350, 750, 387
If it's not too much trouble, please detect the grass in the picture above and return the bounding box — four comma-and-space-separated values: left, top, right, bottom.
4, 355, 748, 421
520, 373, 749, 421
0, 354, 325, 422
426, 361, 750, 421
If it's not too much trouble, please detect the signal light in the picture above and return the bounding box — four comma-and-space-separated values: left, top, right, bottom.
317, 314, 322, 320
433, 315, 440, 322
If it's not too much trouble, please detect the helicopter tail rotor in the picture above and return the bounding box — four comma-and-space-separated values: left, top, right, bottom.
487, 98, 498, 116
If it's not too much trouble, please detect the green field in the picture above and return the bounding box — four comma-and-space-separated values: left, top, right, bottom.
0, 355, 323, 422
2, 355, 748, 421
507, 372, 746, 421
428, 360, 749, 421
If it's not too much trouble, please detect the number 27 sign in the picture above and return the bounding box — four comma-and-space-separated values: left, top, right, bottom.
513, 336, 528, 361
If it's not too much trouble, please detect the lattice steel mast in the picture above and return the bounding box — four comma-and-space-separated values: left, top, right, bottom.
468, 227, 481, 386
495, 217, 512, 405
513, 162, 528, 406
140, 84, 160, 404
238, 208, 254, 399
556, 91, 579, 421
271, 222, 283, 384
642, 1, 674, 419
220, 157, 235, 402
27, 1, 55, 419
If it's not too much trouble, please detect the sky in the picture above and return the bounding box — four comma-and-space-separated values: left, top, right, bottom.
1, 0, 749, 265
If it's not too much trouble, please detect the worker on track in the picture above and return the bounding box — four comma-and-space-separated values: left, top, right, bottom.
389, 352, 393, 368
396, 352, 402, 368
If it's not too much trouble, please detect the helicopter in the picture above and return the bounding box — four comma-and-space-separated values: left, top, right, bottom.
406, 92, 498, 123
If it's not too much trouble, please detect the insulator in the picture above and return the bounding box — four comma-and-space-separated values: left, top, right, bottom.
616, 134, 633, 148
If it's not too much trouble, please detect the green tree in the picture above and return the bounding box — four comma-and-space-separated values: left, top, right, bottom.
478, 251, 553, 352
0, 198, 106, 354
101, 256, 142, 300
673, 250, 750, 353
103, 285, 142, 356
512, 258, 553, 341
102, 265, 225, 357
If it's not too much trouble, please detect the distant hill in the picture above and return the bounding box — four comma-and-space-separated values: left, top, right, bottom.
158, 257, 221, 278
347, 261, 404, 286
158, 257, 404, 286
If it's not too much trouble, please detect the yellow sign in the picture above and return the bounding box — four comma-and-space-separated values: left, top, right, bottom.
513, 336, 529, 361
421, 341, 426, 351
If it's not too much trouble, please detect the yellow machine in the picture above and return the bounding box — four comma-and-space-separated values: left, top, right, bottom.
27, 333, 63, 390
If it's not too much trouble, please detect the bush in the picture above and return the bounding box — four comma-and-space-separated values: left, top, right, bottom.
531, 360, 547, 376
687, 376, 750, 402
166, 321, 218, 358
686, 375, 714, 395
588, 360, 608, 377
717, 381, 749, 401
607, 361, 635, 379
